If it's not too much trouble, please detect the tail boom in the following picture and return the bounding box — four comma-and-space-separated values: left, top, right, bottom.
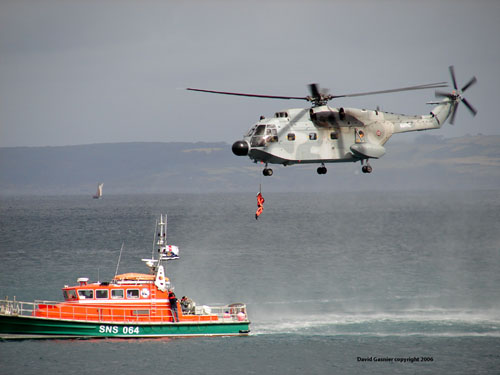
390, 101, 453, 134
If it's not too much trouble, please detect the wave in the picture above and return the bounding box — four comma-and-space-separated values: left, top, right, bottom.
252, 309, 500, 337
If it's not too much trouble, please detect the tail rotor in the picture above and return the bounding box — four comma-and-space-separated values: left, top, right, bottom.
435, 65, 477, 124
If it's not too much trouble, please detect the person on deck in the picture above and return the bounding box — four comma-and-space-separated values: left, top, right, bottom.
181, 296, 195, 314
168, 289, 179, 322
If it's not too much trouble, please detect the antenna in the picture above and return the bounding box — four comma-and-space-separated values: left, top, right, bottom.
165, 214, 168, 242
152, 218, 158, 259
114, 242, 125, 279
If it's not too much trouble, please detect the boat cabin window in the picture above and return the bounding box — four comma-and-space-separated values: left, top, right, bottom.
127, 289, 140, 299
309, 132, 318, 140
63, 289, 77, 301
96, 289, 109, 299
111, 289, 124, 299
330, 132, 338, 140
78, 289, 94, 299
287, 133, 295, 141
250, 124, 278, 147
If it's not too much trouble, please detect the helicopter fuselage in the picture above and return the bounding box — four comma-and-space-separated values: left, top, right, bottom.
191, 65, 474, 175
232, 101, 453, 168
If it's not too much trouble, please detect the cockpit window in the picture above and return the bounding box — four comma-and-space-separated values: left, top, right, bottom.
254, 125, 266, 136
245, 125, 257, 137
250, 124, 278, 147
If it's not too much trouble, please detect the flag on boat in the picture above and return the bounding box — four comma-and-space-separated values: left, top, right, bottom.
159, 245, 180, 260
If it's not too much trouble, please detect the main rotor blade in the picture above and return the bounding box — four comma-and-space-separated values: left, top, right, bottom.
186, 88, 307, 101
309, 83, 321, 99
449, 65, 458, 90
449, 103, 458, 125
331, 82, 448, 99
461, 76, 477, 92
461, 97, 477, 116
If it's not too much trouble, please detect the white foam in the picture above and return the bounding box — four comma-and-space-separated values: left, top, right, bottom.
252, 309, 500, 337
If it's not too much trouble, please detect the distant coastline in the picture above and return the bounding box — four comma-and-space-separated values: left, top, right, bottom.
1, 135, 499, 194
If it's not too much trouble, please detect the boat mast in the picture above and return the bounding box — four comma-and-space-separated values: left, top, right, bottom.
143, 214, 179, 291
151, 218, 158, 260
158, 214, 167, 272
114, 242, 125, 279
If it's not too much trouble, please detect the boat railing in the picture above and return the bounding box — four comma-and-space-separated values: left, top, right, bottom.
0, 298, 249, 323
0, 298, 23, 316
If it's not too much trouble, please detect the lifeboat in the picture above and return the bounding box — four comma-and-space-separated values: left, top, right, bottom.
0, 214, 250, 339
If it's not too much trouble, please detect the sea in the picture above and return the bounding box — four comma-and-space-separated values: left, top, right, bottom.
0, 191, 499, 374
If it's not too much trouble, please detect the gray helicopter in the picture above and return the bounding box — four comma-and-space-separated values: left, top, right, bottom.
188, 66, 476, 176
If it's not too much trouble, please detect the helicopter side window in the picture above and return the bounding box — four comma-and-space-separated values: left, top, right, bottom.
287, 133, 295, 141
309, 133, 317, 140
267, 128, 278, 142
355, 129, 365, 143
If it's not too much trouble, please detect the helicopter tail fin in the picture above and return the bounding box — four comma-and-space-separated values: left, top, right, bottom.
429, 100, 455, 127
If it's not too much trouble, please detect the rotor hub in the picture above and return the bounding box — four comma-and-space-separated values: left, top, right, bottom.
434, 65, 477, 124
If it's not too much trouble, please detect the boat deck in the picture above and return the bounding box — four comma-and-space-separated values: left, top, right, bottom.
0, 298, 248, 324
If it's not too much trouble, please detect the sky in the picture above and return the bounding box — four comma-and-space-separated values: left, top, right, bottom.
0, 0, 499, 147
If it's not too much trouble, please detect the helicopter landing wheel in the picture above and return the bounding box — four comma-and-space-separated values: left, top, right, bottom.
361, 159, 373, 174
317, 166, 327, 175
263, 168, 273, 176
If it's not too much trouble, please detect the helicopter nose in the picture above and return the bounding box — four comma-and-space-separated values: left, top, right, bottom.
232, 140, 249, 156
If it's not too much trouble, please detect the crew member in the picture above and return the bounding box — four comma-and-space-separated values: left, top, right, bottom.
181, 296, 195, 314
168, 289, 179, 322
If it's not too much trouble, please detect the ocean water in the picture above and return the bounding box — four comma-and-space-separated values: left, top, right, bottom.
0, 191, 499, 374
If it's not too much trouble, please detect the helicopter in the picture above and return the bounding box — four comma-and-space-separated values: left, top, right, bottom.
188, 66, 476, 176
